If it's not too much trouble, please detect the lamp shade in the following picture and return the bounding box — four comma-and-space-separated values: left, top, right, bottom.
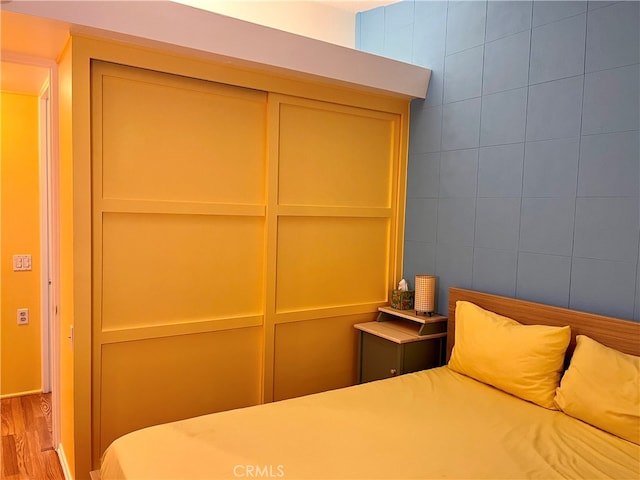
414, 275, 436, 314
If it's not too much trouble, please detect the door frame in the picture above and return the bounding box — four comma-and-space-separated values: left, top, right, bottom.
39, 77, 52, 394
3, 51, 61, 447
41, 56, 61, 448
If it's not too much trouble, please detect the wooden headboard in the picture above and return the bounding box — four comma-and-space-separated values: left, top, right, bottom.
446, 288, 640, 362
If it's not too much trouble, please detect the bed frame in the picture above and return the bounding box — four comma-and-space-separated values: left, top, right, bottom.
447, 287, 640, 362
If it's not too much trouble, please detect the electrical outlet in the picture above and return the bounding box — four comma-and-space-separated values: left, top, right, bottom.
17, 308, 29, 325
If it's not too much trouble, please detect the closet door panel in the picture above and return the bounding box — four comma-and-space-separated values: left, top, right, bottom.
273, 313, 375, 401
92, 61, 268, 462
101, 65, 266, 204
275, 216, 389, 313
278, 102, 395, 208
100, 327, 262, 455
265, 94, 404, 401
101, 212, 264, 331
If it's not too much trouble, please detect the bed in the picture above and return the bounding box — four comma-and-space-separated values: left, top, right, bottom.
99, 288, 640, 479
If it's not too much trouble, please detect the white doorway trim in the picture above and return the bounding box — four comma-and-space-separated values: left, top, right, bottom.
39, 77, 51, 394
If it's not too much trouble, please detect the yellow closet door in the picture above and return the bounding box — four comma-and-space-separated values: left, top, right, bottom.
268, 95, 402, 400
278, 102, 393, 208
92, 62, 267, 458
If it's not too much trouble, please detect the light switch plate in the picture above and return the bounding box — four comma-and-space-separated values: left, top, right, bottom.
13, 255, 32, 271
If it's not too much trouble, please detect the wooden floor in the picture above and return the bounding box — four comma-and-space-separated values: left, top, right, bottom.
1, 393, 64, 480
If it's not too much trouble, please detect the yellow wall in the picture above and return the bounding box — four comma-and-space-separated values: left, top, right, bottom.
0, 91, 42, 396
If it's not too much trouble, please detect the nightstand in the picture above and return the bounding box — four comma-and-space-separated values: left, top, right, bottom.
355, 307, 447, 383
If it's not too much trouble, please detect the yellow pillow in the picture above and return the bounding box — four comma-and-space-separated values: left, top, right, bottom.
448, 301, 570, 409
555, 335, 640, 445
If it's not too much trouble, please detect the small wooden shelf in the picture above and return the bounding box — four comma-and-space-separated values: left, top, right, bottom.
377, 306, 447, 336
354, 320, 446, 344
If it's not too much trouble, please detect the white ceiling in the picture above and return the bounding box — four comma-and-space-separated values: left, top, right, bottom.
172, 0, 398, 47
301, 1, 397, 12
0, 1, 397, 61
0, 1, 402, 96
178, 1, 397, 13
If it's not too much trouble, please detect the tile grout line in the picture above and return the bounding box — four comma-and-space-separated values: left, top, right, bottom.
567, 2, 590, 310
433, 0, 450, 292
470, 0, 489, 290
532, 5, 590, 30
441, 61, 638, 109
514, 0, 535, 300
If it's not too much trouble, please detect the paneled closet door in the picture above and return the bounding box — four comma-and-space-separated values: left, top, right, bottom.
265, 95, 404, 401
91, 61, 268, 459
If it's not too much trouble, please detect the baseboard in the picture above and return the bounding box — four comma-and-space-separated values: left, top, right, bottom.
57, 442, 73, 480
0, 389, 42, 399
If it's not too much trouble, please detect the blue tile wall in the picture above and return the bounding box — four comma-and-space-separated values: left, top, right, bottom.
435, 243, 474, 305
441, 97, 481, 150
582, 64, 640, 135
529, 13, 586, 84
483, 30, 530, 95
588, 2, 616, 11
472, 248, 518, 297
384, 2, 414, 62
445, 1, 487, 55
385, 0, 414, 30
519, 197, 576, 256
585, 1, 640, 73
532, 1, 586, 27
578, 132, 639, 197
436, 197, 476, 246
479, 198, 522, 248
480, 87, 528, 146
355, 12, 362, 49
407, 152, 440, 198
526, 76, 584, 141
404, 241, 436, 284
516, 252, 572, 307
413, 1, 447, 105
570, 257, 637, 319
405, 198, 438, 243
573, 197, 639, 263
477, 144, 524, 197
475, 198, 521, 250
359, 0, 640, 320
439, 148, 478, 197
384, 25, 414, 63
443, 45, 484, 103
409, 103, 442, 153
523, 138, 579, 197
358, 7, 385, 54
485, 1, 532, 41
